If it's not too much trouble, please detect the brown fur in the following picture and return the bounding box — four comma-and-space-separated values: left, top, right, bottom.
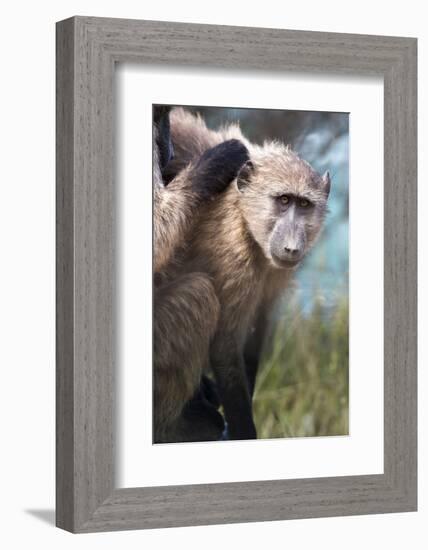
169, 108, 330, 439
166, 108, 250, 180
153, 123, 221, 443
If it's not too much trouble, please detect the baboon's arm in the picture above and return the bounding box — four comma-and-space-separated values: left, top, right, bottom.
210, 329, 257, 440
154, 272, 224, 443
244, 306, 269, 399
154, 139, 249, 273
243, 293, 279, 398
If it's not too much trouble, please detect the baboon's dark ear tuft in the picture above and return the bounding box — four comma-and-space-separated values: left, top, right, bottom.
237, 160, 255, 193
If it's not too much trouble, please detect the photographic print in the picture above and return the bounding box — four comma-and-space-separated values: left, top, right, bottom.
153, 105, 349, 444
56, 17, 416, 531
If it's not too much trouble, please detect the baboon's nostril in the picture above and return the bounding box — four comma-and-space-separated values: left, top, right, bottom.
284, 246, 299, 256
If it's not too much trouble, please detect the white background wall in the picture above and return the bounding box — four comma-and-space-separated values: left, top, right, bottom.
0, 1, 425, 548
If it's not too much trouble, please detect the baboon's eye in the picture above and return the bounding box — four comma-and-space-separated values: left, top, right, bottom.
299, 198, 310, 208
279, 195, 289, 205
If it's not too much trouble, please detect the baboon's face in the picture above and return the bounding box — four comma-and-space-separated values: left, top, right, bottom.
236, 145, 330, 269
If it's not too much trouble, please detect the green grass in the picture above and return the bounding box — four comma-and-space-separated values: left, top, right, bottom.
253, 296, 349, 440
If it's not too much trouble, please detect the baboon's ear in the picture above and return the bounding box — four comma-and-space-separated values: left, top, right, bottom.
236, 160, 255, 193
321, 170, 331, 196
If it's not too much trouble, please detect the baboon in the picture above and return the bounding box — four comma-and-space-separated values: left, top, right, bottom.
152, 106, 249, 443
168, 108, 331, 440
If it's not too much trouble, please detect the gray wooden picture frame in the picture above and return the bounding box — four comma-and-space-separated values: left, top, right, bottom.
56, 16, 417, 533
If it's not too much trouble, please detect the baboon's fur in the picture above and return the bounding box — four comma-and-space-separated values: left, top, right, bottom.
152, 111, 249, 443
153, 120, 220, 443
168, 108, 331, 439
154, 144, 201, 273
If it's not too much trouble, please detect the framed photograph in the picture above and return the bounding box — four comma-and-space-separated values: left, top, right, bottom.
56, 16, 417, 532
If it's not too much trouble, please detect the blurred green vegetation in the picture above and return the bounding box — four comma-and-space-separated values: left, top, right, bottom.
253, 296, 349, 439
